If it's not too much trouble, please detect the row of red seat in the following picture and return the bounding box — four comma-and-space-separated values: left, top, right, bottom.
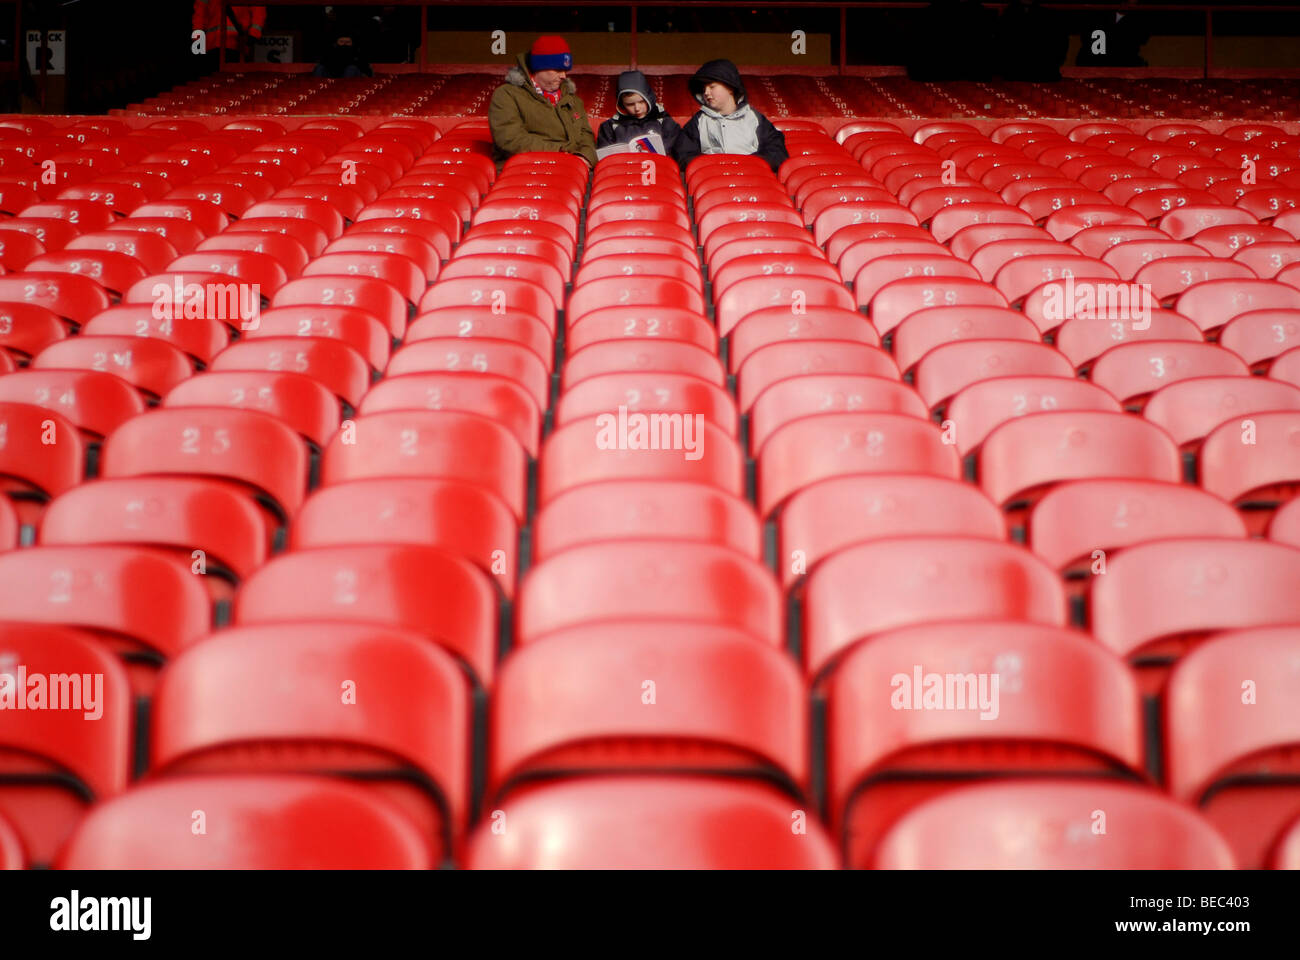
1, 111, 1299, 869
119, 73, 1300, 123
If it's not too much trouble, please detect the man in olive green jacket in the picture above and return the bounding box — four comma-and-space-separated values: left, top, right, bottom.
488, 36, 598, 171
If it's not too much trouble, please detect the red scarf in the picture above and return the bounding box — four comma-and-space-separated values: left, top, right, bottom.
533, 81, 561, 105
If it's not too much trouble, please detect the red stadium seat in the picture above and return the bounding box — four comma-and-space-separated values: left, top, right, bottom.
554, 371, 735, 438
0, 273, 110, 326
737, 340, 898, 414
0, 368, 143, 440
56, 775, 435, 869
869, 276, 1009, 336
749, 374, 926, 457
39, 476, 268, 585
947, 376, 1122, 457
419, 277, 555, 336
1053, 309, 1202, 369
274, 275, 408, 339
248, 304, 390, 373
232, 544, 496, 687
320, 410, 526, 521
290, 477, 517, 595
758, 412, 959, 518
0, 545, 210, 694
871, 781, 1233, 869
1090, 341, 1249, 405
891, 306, 1039, 374
1028, 479, 1246, 572
567, 306, 714, 358
1201, 411, 1300, 513
100, 406, 307, 524
163, 370, 340, 450
360, 372, 539, 456
824, 620, 1141, 867
1166, 626, 1300, 867
149, 623, 471, 854
533, 480, 758, 562
1132, 257, 1257, 303
978, 411, 1181, 509
729, 305, 878, 374
1144, 376, 1300, 447
465, 777, 837, 869
0, 402, 84, 514
715, 275, 853, 338
561, 338, 723, 390
516, 541, 779, 646
538, 416, 741, 507
1176, 278, 1300, 333
211, 337, 370, 411
778, 475, 1004, 590
913, 340, 1074, 412
0, 623, 131, 867
490, 624, 804, 798
32, 335, 194, 400
1091, 539, 1300, 688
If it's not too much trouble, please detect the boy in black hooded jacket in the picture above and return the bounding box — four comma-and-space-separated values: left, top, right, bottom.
596, 70, 683, 157
674, 59, 788, 173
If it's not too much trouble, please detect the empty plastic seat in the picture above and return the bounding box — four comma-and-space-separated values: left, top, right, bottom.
56, 775, 435, 869
0, 545, 210, 695
0, 274, 111, 326
554, 372, 735, 439
825, 620, 1141, 866
274, 275, 408, 339
490, 624, 804, 800
1133, 257, 1256, 303
748, 374, 926, 457
1090, 341, 1249, 405
979, 411, 1181, 509
321, 409, 525, 520
388, 338, 548, 412
538, 415, 740, 507
778, 475, 1004, 591
729, 305, 876, 373
947, 376, 1122, 458
1144, 376, 1300, 448
1053, 309, 1202, 369
100, 406, 308, 525
534, 474, 757, 561
567, 306, 714, 358
419, 277, 555, 336
0, 623, 131, 867
39, 476, 268, 585
33, 335, 194, 400
1028, 479, 1246, 572
1201, 410, 1300, 514
914, 340, 1074, 412
149, 623, 470, 856
1271, 814, 1300, 869
1176, 278, 1300, 333
737, 340, 898, 414
1090, 539, 1300, 691
1166, 626, 1300, 868
562, 338, 723, 391
869, 276, 1009, 336
466, 776, 837, 869
871, 781, 1233, 869
0, 368, 144, 440
517, 538, 778, 647
758, 412, 960, 519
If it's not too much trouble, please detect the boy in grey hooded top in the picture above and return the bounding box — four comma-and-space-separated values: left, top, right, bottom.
674, 59, 789, 173
596, 70, 683, 156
